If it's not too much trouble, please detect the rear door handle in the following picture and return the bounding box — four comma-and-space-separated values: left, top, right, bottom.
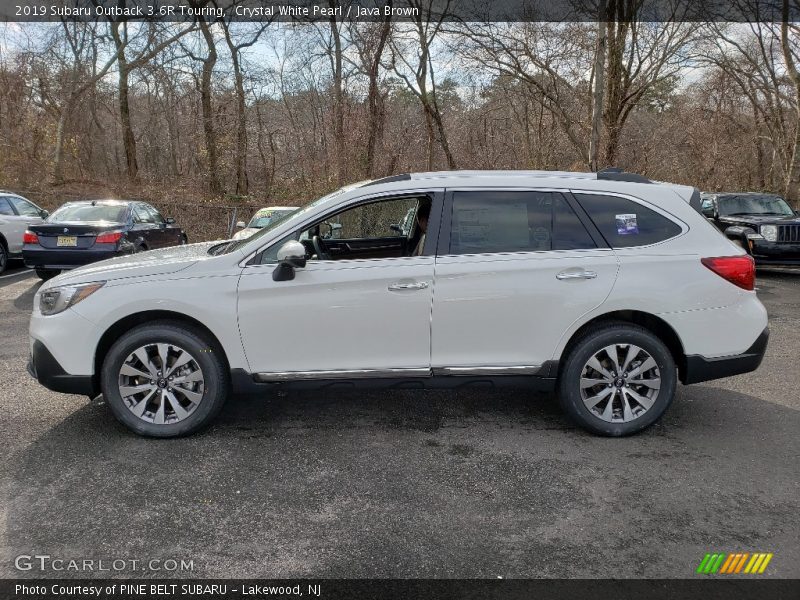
556, 270, 597, 280
388, 281, 429, 291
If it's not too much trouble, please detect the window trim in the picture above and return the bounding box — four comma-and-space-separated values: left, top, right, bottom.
569, 189, 688, 250
437, 187, 607, 258
243, 189, 445, 268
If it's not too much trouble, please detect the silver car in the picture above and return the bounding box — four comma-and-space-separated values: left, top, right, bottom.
0, 192, 49, 274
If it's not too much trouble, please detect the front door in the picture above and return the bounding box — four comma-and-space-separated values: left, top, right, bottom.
431, 189, 618, 372
236, 191, 443, 376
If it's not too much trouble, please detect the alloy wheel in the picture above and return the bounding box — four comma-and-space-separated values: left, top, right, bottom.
579, 343, 661, 423
117, 343, 205, 424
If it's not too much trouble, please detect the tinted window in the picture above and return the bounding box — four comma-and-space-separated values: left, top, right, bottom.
449, 191, 595, 255
0, 198, 14, 216
9, 196, 41, 217
717, 195, 794, 216
144, 205, 165, 224
49, 203, 129, 223
574, 194, 682, 248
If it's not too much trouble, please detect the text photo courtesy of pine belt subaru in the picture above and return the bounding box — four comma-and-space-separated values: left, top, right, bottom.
0, 191, 50, 275
27, 170, 769, 438
22, 199, 188, 281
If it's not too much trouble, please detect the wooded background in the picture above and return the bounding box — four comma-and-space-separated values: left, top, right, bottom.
2, 0, 800, 240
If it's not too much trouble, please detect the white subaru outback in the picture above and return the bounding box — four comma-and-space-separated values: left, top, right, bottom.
27, 170, 769, 437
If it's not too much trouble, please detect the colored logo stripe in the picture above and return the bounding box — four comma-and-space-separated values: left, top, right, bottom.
697, 552, 773, 574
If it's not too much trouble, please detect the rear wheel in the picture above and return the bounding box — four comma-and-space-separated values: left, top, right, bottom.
35, 268, 60, 281
101, 321, 229, 437
557, 322, 677, 436
0, 243, 7, 274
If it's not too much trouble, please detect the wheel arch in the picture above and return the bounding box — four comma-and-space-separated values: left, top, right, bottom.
94, 310, 231, 383
558, 310, 687, 381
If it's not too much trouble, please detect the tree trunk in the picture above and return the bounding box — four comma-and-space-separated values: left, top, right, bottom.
329, 4, 346, 186
197, 19, 221, 194
52, 102, 71, 184
589, 0, 607, 172
365, 19, 391, 178
118, 58, 139, 181
781, 0, 800, 206
226, 36, 248, 196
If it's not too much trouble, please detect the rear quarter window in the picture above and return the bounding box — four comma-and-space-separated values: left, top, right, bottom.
574, 193, 682, 248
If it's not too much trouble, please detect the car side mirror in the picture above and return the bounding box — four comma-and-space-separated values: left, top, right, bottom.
701, 206, 715, 218
40, 209, 49, 219
389, 223, 402, 234
273, 240, 307, 281
165, 217, 176, 225
236, 221, 246, 229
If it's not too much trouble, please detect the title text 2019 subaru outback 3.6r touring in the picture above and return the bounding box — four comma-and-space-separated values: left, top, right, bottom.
27, 170, 769, 437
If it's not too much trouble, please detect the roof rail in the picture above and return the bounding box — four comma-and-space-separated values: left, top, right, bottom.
362, 173, 411, 187
597, 167, 652, 184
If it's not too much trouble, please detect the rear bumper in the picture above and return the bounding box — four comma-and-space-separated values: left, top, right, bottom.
22, 246, 131, 269
27, 339, 98, 397
682, 327, 769, 385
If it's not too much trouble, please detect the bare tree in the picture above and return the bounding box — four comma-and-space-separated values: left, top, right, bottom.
389, 0, 457, 170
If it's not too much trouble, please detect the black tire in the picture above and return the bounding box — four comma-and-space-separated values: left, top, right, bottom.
557, 322, 677, 437
100, 321, 229, 438
35, 268, 60, 281
180, 234, 188, 245
0, 242, 7, 274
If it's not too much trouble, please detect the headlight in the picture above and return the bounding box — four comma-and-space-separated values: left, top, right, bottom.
39, 282, 105, 316
760, 225, 778, 242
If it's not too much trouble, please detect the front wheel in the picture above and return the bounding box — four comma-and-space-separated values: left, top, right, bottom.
100, 321, 229, 437
0, 244, 7, 274
557, 322, 677, 436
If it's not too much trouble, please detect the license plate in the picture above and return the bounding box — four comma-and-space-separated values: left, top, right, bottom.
57, 236, 78, 247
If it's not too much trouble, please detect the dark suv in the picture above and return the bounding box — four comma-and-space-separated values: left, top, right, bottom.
700, 192, 800, 265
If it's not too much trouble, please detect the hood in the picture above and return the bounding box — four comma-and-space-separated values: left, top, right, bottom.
721, 214, 800, 226
46, 241, 221, 287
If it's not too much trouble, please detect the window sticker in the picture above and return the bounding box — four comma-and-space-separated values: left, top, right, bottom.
616, 213, 639, 235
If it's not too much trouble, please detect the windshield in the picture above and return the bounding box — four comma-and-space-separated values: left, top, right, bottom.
49, 203, 128, 223
215, 188, 349, 255
248, 209, 295, 229
718, 195, 794, 216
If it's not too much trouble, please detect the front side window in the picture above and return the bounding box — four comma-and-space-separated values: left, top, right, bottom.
144, 205, 165, 224
574, 193, 682, 248
9, 196, 41, 217
449, 191, 596, 255
318, 197, 420, 240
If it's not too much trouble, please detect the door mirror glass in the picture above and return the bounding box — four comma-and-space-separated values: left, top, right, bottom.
700, 201, 716, 218
236, 221, 246, 229
40, 209, 49, 219
165, 217, 176, 225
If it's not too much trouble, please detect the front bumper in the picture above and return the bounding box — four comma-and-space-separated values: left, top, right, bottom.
750, 240, 800, 265
28, 339, 98, 397
682, 327, 769, 385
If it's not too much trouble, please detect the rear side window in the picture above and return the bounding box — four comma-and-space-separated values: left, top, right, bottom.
0, 197, 13, 216
574, 193, 682, 248
449, 191, 596, 254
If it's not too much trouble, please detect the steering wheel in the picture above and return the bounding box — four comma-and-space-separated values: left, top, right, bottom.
312, 235, 331, 261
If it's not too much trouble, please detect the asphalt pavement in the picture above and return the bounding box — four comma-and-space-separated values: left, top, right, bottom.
1, 267, 798, 578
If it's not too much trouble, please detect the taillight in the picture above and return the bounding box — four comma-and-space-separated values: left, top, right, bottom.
96, 231, 123, 244
701, 256, 755, 291
23, 231, 38, 244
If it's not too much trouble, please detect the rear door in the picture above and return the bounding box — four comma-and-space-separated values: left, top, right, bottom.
430, 188, 619, 373
145, 204, 182, 247
3, 195, 44, 253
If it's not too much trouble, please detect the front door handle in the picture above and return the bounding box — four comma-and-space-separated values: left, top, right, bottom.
388, 281, 429, 291
556, 270, 598, 280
